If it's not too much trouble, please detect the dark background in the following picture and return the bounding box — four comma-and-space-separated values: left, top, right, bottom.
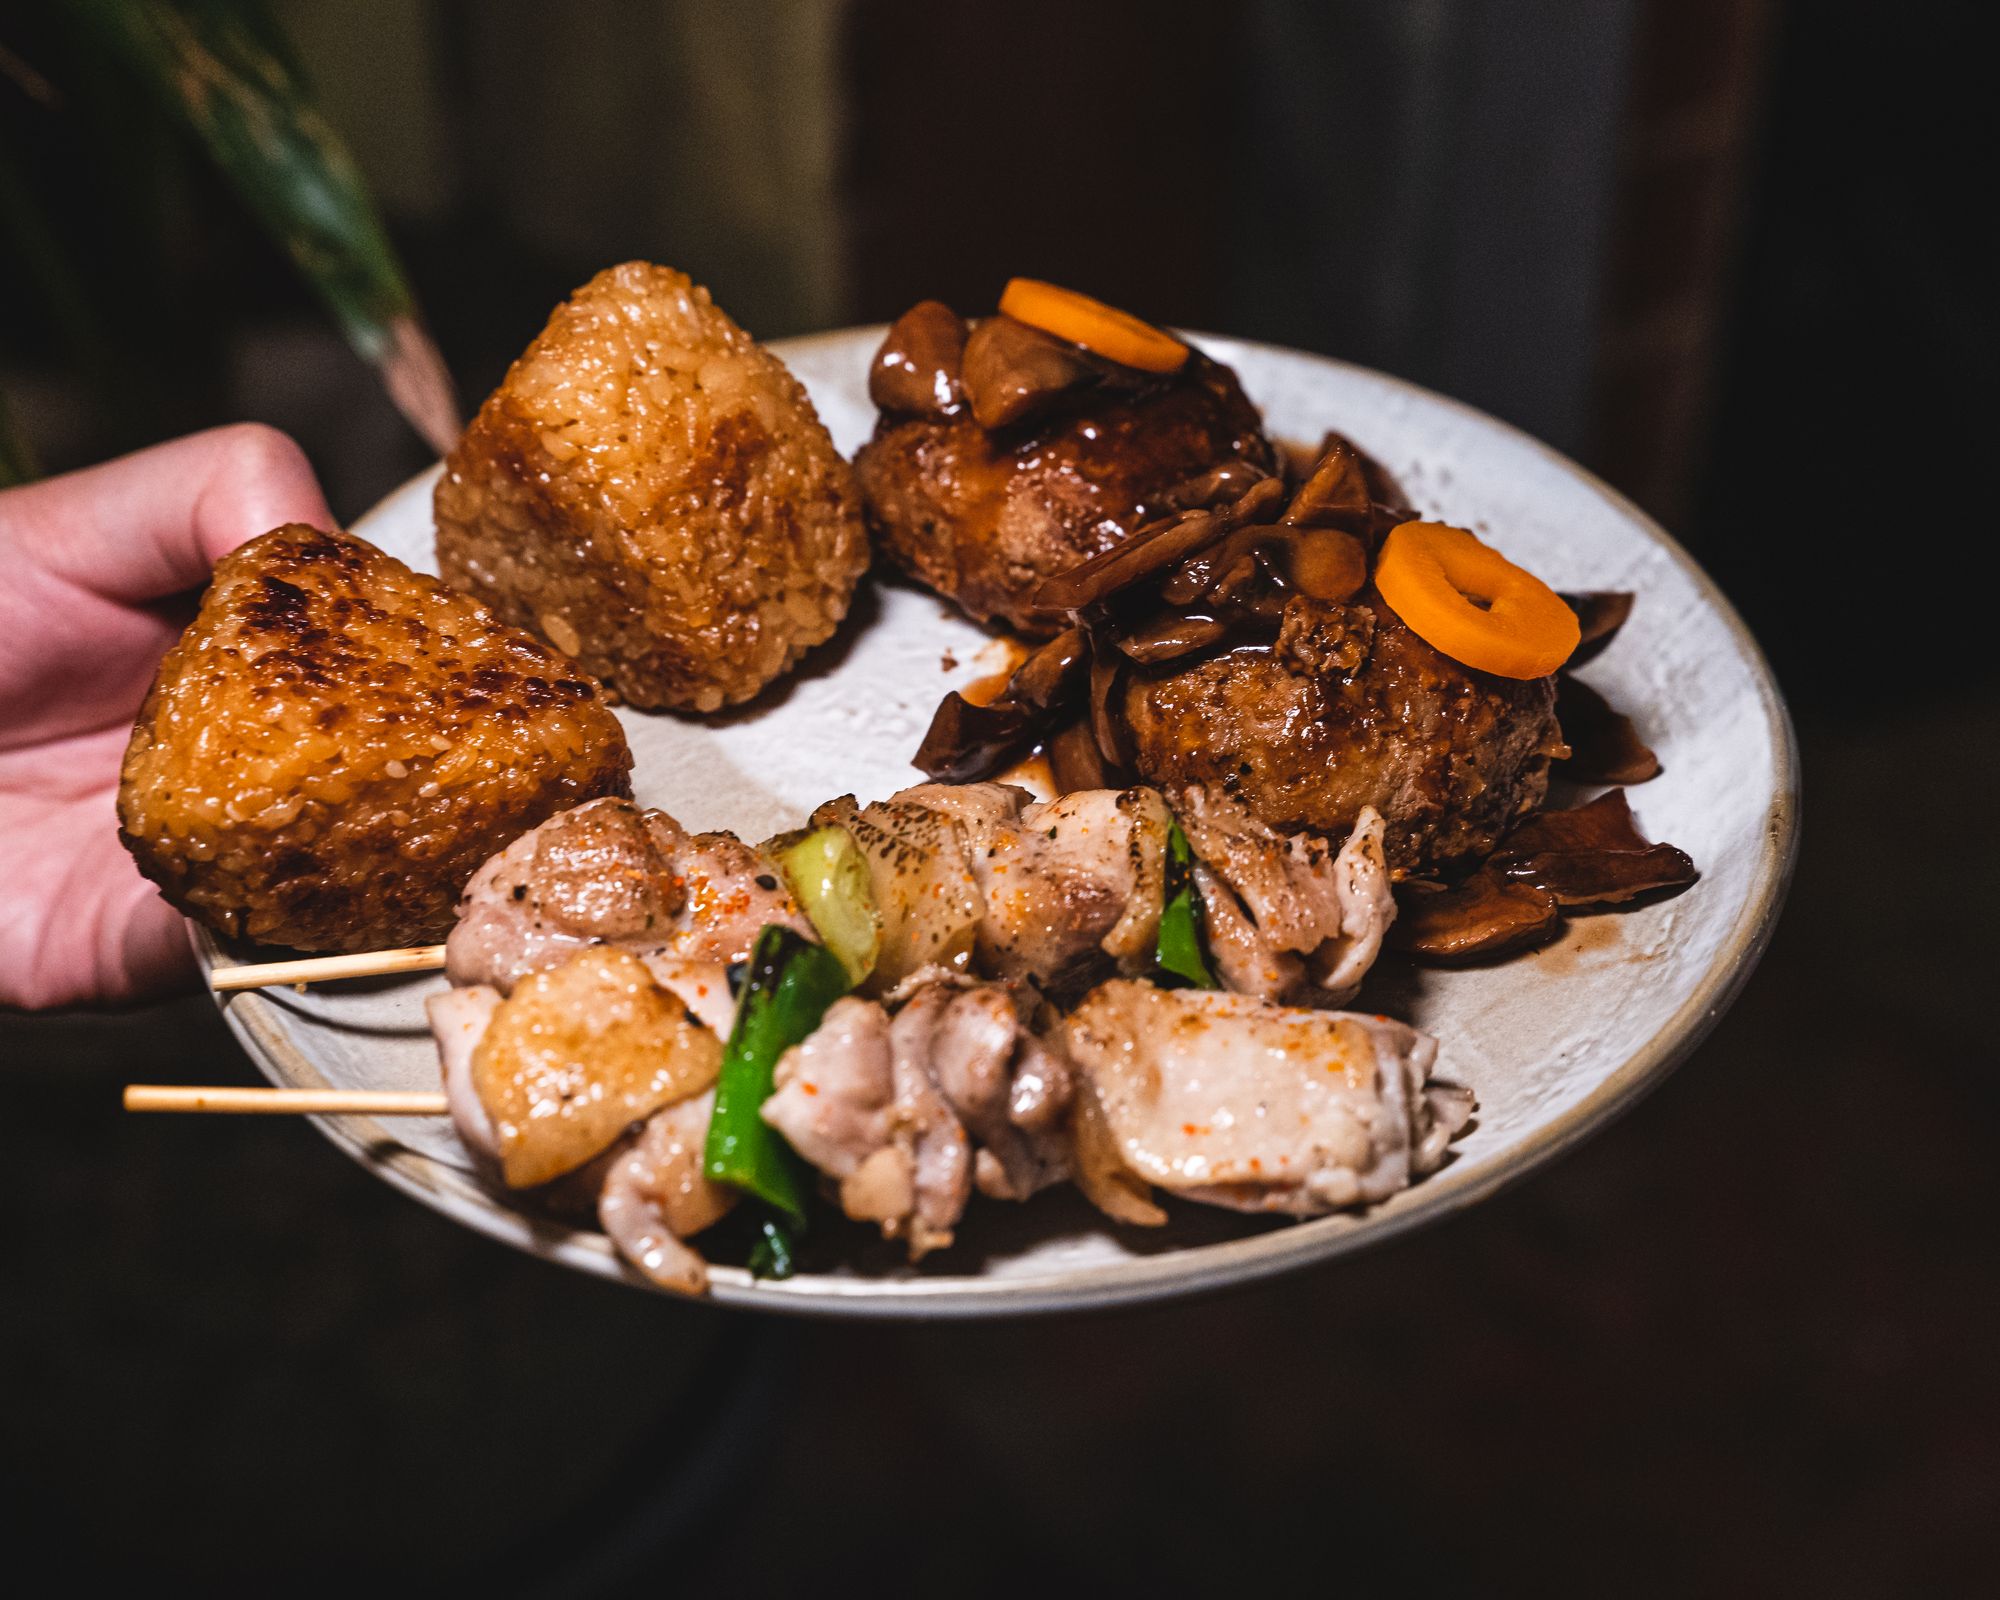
4, 1, 1994, 1593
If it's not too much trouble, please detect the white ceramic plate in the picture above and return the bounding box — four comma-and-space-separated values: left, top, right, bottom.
197, 329, 1798, 1317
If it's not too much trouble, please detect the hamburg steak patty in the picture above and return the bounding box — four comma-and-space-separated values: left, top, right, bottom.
901, 389, 1570, 880
854, 300, 1273, 636
1122, 594, 1564, 876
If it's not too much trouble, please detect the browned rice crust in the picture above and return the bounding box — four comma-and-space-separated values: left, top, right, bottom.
434, 262, 870, 712
118, 525, 633, 953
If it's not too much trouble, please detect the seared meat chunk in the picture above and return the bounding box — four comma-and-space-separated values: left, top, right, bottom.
1177, 789, 1393, 1003
1123, 597, 1564, 875
760, 993, 972, 1257
597, 1090, 734, 1296
426, 967, 730, 1294
897, 782, 1170, 989
1063, 981, 1473, 1218
118, 524, 631, 953
436, 263, 869, 713
463, 946, 723, 1188
815, 781, 1171, 995
857, 349, 1273, 636
428, 983, 503, 1166
892, 977, 1073, 1202
762, 975, 1072, 1251
447, 796, 808, 991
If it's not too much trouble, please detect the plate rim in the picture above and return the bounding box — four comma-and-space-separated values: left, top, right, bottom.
198, 328, 1801, 1319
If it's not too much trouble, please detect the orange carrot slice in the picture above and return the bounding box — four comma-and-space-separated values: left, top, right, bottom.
998, 278, 1189, 373
1374, 522, 1580, 679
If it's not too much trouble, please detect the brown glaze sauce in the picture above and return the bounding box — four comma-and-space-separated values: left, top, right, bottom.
958, 637, 1031, 707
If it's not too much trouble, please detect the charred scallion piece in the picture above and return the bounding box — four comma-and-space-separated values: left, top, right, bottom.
1156, 822, 1218, 989
746, 1217, 799, 1280
768, 824, 880, 986
704, 925, 850, 1222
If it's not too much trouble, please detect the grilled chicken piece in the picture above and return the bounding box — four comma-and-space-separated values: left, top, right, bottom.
901, 782, 1170, 987
760, 994, 972, 1257
597, 1089, 734, 1296
118, 524, 631, 953
447, 796, 808, 992
462, 946, 723, 1188
1061, 981, 1473, 1218
879, 779, 1031, 840
761, 973, 1074, 1251
857, 349, 1274, 637
890, 977, 1073, 1201
427, 962, 732, 1294
817, 781, 1171, 995
635, 955, 739, 1038
1123, 597, 1564, 876
428, 983, 503, 1166
814, 778, 1386, 1000
1177, 790, 1394, 1003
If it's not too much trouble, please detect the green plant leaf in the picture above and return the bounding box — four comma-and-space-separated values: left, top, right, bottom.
56, 0, 458, 450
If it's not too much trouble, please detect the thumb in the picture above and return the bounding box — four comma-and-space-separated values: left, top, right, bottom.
0, 424, 336, 605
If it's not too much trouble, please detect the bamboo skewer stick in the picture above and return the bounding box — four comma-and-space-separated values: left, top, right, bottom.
124, 1086, 449, 1116
208, 944, 447, 992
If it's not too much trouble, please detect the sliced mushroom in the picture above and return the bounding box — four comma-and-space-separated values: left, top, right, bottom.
1089, 647, 1134, 768
1392, 788, 1695, 961
961, 314, 1101, 430
1554, 676, 1661, 785
1284, 526, 1369, 603
1208, 583, 1287, 628
1560, 591, 1636, 668
1046, 718, 1117, 791
913, 694, 1039, 785
1160, 522, 1280, 605
1033, 476, 1286, 612
1494, 787, 1655, 857
914, 627, 1090, 783
1111, 612, 1230, 665
1286, 430, 1416, 523
1207, 549, 1267, 609
1498, 843, 1695, 905
1491, 788, 1695, 904
1163, 459, 1279, 512
869, 299, 969, 417
1390, 874, 1560, 961
1155, 519, 1366, 612
1011, 624, 1092, 705
1281, 437, 1376, 532
1036, 507, 1220, 613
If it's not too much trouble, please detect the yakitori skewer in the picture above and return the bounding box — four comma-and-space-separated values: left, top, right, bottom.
208, 945, 446, 992
124, 1086, 448, 1115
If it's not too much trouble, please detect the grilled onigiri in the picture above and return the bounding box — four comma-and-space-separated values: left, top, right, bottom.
434, 263, 870, 712
118, 525, 632, 952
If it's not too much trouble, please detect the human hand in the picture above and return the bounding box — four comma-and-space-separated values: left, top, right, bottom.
0, 425, 334, 1009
